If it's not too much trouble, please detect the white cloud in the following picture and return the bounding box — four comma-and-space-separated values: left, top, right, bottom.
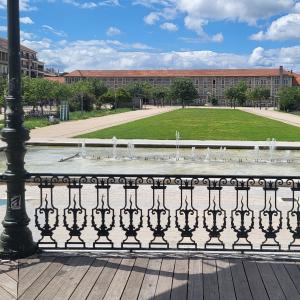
20, 17, 34, 25
248, 46, 300, 70
63, 0, 119, 9
0, 0, 37, 11
21, 37, 300, 73
211, 33, 224, 42
42, 25, 67, 37
20, 31, 36, 40
250, 13, 300, 41
106, 26, 121, 36
141, 0, 297, 43
63, 0, 97, 9
160, 22, 178, 31
144, 12, 160, 25
133, 0, 174, 8
175, 0, 294, 25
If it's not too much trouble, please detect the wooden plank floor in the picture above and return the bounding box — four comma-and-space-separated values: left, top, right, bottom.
1, 253, 300, 299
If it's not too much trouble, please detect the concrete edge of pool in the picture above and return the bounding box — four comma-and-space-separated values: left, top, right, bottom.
21, 138, 300, 150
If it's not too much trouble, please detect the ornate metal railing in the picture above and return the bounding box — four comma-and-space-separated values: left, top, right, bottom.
5, 173, 300, 252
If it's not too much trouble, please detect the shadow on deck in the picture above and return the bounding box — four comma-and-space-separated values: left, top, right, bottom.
1, 252, 300, 299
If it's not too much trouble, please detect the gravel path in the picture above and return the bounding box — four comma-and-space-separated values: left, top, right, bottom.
240, 107, 300, 128
29, 106, 177, 139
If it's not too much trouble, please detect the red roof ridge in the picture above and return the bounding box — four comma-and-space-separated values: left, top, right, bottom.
65, 68, 292, 78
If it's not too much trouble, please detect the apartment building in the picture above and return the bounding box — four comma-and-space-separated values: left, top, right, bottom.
0, 38, 44, 77
64, 67, 297, 105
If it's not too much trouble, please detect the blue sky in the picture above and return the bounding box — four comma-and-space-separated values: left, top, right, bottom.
1, 0, 300, 72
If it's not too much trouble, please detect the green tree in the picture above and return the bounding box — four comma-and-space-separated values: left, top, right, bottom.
98, 89, 115, 109
87, 78, 107, 107
126, 82, 152, 109
70, 80, 95, 112
0, 76, 7, 113
247, 87, 270, 109
169, 78, 198, 108
278, 87, 300, 112
115, 88, 131, 108
225, 81, 247, 108
152, 85, 169, 106
51, 81, 72, 104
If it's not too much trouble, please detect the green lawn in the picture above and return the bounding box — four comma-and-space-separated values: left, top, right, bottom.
77, 108, 300, 141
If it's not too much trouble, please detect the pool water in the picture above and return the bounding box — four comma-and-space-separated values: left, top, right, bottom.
0, 146, 298, 176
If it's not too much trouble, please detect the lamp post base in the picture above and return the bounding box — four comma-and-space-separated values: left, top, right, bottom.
0, 227, 38, 259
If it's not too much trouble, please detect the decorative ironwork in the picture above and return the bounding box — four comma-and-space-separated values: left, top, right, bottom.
259, 180, 282, 250
231, 179, 254, 250
147, 177, 171, 249
91, 177, 115, 248
119, 177, 143, 249
3, 173, 300, 252
34, 176, 59, 248
287, 180, 300, 250
63, 177, 87, 248
203, 179, 227, 249
175, 178, 199, 249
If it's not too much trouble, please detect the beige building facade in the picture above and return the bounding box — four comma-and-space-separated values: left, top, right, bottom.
64, 67, 298, 105
0, 38, 44, 78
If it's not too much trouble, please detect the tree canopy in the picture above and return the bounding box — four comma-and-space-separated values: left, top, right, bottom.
169, 78, 198, 108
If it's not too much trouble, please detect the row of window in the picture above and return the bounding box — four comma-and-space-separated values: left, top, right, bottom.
65, 76, 293, 88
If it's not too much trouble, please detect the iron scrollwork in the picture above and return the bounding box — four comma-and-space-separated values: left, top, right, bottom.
175, 178, 199, 249
34, 176, 59, 248
63, 176, 87, 248
119, 177, 143, 249
147, 177, 171, 249
91, 176, 115, 248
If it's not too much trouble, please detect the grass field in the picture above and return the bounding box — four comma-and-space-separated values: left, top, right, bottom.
78, 108, 300, 141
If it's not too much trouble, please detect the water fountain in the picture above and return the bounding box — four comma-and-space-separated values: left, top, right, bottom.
112, 136, 118, 160
175, 131, 180, 161
191, 147, 196, 161
204, 147, 211, 162
254, 145, 260, 162
268, 138, 277, 162
127, 142, 135, 160
81, 140, 87, 159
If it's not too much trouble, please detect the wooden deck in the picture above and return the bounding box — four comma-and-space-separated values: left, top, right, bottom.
1, 253, 300, 299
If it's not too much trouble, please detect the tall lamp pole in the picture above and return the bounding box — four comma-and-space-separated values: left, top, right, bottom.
0, 0, 37, 258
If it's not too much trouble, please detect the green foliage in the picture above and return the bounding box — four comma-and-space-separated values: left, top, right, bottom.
99, 89, 115, 108
79, 108, 300, 141
169, 78, 198, 108
69, 80, 95, 111
225, 81, 248, 106
126, 82, 152, 99
152, 85, 170, 105
115, 88, 131, 107
0, 76, 7, 109
278, 87, 300, 112
247, 87, 270, 107
210, 97, 218, 105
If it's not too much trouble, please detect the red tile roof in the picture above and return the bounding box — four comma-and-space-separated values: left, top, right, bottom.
44, 76, 65, 84
292, 73, 300, 86
65, 68, 293, 78
0, 38, 36, 53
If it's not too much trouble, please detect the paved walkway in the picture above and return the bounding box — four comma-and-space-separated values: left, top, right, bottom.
240, 107, 300, 128
30, 106, 177, 139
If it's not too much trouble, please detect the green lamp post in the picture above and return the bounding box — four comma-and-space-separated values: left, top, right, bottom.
0, 0, 37, 258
